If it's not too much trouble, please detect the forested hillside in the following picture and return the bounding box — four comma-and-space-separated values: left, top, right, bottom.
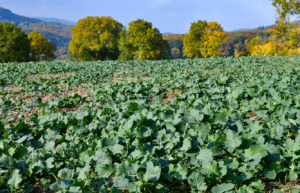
163, 26, 274, 59
0, 7, 73, 60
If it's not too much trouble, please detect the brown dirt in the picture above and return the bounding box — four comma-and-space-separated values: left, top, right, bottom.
2, 84, 91, 130
112, 70, 151, 83
162, 95, 176, 103
265, 179, 300, 192
6, 85, 24, 93
31, 186, 56, 193
112, 71, 131, 82
27, 72, 75, 80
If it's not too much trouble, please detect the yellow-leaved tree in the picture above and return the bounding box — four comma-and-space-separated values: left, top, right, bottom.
28, 31, 56, 61
118, 19, 169, 61
183, 20, 226, 58
69, 16, 124, 61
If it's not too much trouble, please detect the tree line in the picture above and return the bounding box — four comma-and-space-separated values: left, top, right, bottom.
68, 17, 226, 61
1, 0, 300, 63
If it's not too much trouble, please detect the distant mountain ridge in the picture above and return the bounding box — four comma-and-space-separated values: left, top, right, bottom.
0, 7, 43, 25
34, 17, 77, 25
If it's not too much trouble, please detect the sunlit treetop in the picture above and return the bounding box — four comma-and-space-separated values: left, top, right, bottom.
271, 0, 300, 18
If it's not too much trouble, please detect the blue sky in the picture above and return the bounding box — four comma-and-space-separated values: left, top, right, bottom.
1, 0, 298, 33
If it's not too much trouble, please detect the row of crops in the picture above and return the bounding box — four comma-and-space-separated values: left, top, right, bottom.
1, 56, 300, 192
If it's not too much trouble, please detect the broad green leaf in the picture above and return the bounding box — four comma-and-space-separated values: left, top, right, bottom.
264, 143, 281, 161
8, 169, 22, 191
171, 164, 188, 180
211, 183, 234, 193
225, 130, 241, 153
93, 150, 112, 165
0, 155, 14, 168
16, 136, 27, 144
127, 181, 143, 192
113, 144, 124, 155
13, 146, 28, 160
67, 186, 81, 193
244, 145, 267, 161
181, 137, 192, 152
97, 164, 113, 178
262, 169, 276, 179
146, 161, 161, 182
116, 163, 139, 181
197, 148, 213, 163
114, 177, 129, 188
189, 109, 204, 122
46, 157, 55, 169
58, 168, 74, 179
249, 179, 265, 190
201, 161, 220, 176
76, 112, 85, 120
8, 147, 16, 156
44, 141, 55, 151
214, 112, 228, 125
78, 165, 91, 180
188, 169, 207, 192
292, 188, 300, 193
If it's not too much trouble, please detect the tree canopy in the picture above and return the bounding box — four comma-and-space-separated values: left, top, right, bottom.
69, 16, 124, 61
183, 20, 226, 58
28, 31, 57, 61
0, 22, 30, 63
271, 0, 300, 18
118, 19, 169, 61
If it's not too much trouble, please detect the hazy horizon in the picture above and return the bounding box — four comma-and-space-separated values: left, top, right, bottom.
1, 0, 299, 34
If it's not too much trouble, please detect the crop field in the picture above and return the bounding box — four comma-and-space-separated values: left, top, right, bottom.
1, 56, 300, 192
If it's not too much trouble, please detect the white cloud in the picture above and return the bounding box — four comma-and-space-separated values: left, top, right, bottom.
150, 0, 171, 7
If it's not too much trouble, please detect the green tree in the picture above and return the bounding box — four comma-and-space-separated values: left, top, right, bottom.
28, 31, 56, 61
69, 16, 124, 61
0, 22, 30, 63
118, 19, 169, 61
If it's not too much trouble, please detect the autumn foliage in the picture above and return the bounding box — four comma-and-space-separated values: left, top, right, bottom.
69, 16, 124, 61
249, 13, 300, 57
183, 21, 227, 58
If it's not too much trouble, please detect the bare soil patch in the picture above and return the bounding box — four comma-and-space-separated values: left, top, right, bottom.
112, 70, 151, 83
27, 72, 76, 80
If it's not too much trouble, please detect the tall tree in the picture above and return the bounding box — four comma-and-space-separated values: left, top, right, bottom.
270, 0, 300, 18
28, 31, 56, 61
118, 19, 169, 61
183, 20, 207, 58
0, 22, 30, 63
183, 21, 226, 58
69, 16, 124, 61
200, 22, 227, 58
